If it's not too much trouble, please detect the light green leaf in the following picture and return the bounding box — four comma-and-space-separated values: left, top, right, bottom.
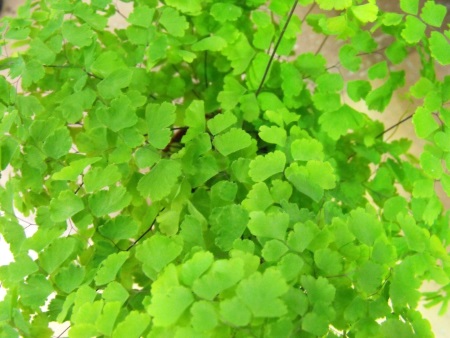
192, 258, 244, 300
190, 301, 218, 332
280, 62, 303, 97
301, 275, 335, 304
96, 302, 122, 336
148, 286, 194, 327
137, 159, 181, 201
50, 190, 84, 222
213, 128, 252, 156
316, 0, 352, 10
54, 264, 85, 294
210, 204, 249, 251
97, 69, 133, 100
39, 237, 77, 274
401, 15, 426, 44
351, 4, 378, 23
102, 282, 129, 304
217, 76, 246, 110
19, 274, 53, 311
192, 36, 227, 51
128, 5, 155, 28
95, 252, 130, 286
242, 182, 274, 212
165, 0, 202, 14
61, 21, 93, 47
291, 138, 324, 161
420, 1, 447, 27
262, 240, 289, 262
319, 104, 365, 140
400, 0, 419, 15
356, 261, 388, 294
413, 107, 439, 138
348, 208, 384, 246
180, 251, 214, 287
43, 128, 72, 159
207, 111, 237, 135
219, 297, 251, 327
146, 102, 176, 149
98, 215, 139, 240
429, 31, 450, 65
135, 235, 183, 277
211, 3, 242, 22
314, 248, 342, 275
222, 34, 256, 75
88, 186, 132, 217
84, 164, 122, 192
302, 312, 329, 336
248, 210, 289, 240
97, 94, 137, 131
52, 157, 101, 181
236, 269, 288, 318
249, 151, 286, 182
420, 151, 443, 179
90, 51, 127, 78
160, 7, 188, 37
258, 125, 287, 146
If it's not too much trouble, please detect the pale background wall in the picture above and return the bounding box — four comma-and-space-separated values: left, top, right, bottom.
1, 0, 449, 336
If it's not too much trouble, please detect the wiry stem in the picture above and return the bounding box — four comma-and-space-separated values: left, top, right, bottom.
255, 0, 299, 96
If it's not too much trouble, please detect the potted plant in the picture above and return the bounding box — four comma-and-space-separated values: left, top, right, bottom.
0, 0, 449, 337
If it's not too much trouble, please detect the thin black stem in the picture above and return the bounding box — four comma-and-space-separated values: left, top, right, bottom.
255, 0, 299, 96
126, 225, 154, 251
56, 325, 70, 338
315, 35, 329, 55
376, 114, 413, 138
74, 182, 84, 195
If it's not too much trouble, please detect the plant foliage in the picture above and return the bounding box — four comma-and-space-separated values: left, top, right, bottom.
0, 0, 450, 337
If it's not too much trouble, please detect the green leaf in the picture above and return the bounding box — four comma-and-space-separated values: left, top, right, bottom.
262, 240, 289, 262
258, 125, 287, 146
381, 319, 415, 338
211, 3, 242, 22
165, 0, 202, 15
301, 275, 335, 304
348, 208, 384, 246
236, 269, 288, 318
240, 93, 260, 122
210, 204, 249, 251
192, 258, 245, 300
112, 310, 150, 338
295, 52, 327, 78
401, 15, 426, 44
248, 151, 286, 182
54, 264, 85, 294
146, 102, 176, 149
429, 31, 450, 65
316, 0, 352, 10
128, 5, 155, 28
400, 0, 419, 15
43, 128, 72, 159
219, 297, 251, 327
217, 76, 246, 111
190, 301, 218, 332
339, 45, 361, 72
49, 190, 84, 222
302, 312, 329, 336
285, 161, 336, 202
98, 215, 139, 241
222, 34, 256, 75
247, 210, 289, 240
347, 80, 371, 101
242, 182, 274, 212
312, 92, 341, 112
410, 77, 434, 98
213, 128, 252, 156
316, 73, 344, 93
160, 7, 188, 37
39, 237, 77, 274
368, 61, 388, 80
97, 70, 133, 100
207, 111, 237, 135
351, 4, 378, 23
135, 235, 183, 277
420, 151, 443, 179
137, 159, 181, 201
90, 51, 127, 78
84, 164, 122, 192
420, 1, 447, 27
192, 36, 227, 51
52, 157, 101, 181
96, 302, 121, 336
314, 248, 342, 275
98, 94, 137, 130
19, 274, 53, 311
356, 261, 388, 294
385, 40, 408, 64
180, 251, 214, 287
148, 286, 194, 327
413, 107, 439, 139
399, 214, 429, 252
102, 282, 129, 304
95, 252, 130, 286
280, 62, 304, 97
61, 21, 93, 47
89, 186, 132, 217
134, 146, 161, 169
291, 138, 324, 161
